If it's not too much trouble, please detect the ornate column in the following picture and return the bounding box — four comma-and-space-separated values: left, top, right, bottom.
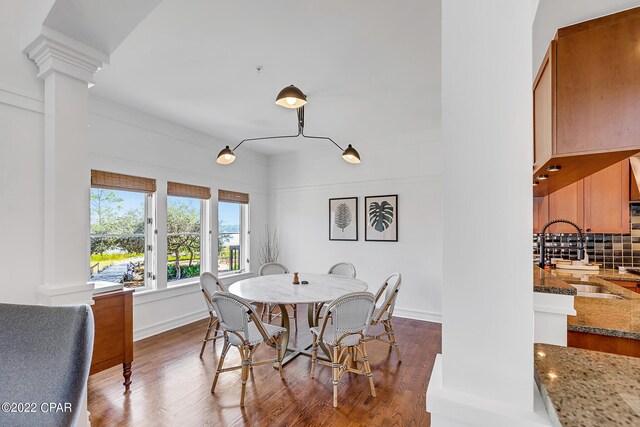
25, 27, 109, 305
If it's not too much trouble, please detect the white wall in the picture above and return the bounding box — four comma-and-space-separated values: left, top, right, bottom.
88, 96, 270, 339
268, 128, 443, 321
0, 15, 271, 336
0, 0, 52, 304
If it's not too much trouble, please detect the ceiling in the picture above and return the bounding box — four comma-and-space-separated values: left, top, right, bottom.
91, 0, 441, 156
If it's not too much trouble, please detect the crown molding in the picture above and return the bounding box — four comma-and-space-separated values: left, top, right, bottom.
24, 26, 110, 84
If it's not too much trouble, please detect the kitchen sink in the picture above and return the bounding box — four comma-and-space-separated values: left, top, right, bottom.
568, 283, 626, 299
569, 283, 602, 293
576, 292, 624, 300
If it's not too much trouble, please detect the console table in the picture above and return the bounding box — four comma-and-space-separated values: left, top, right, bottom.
89, 288, 133, 390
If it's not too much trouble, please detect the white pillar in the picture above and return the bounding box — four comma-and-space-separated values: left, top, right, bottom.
24, 27, 108, 305
427, 1, 549, 426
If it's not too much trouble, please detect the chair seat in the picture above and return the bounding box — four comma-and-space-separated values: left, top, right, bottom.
227, 322, 286, 347
310, 325, 362, 347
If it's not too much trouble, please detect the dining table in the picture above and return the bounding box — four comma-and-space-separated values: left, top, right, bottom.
228, 273, 368, 366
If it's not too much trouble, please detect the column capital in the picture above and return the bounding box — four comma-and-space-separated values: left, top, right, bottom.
24, 26, 109, 84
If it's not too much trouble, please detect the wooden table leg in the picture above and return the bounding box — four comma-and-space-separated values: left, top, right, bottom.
123, 362, 132, 391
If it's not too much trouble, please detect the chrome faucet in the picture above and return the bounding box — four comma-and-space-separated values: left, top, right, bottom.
538, 219, 585, 268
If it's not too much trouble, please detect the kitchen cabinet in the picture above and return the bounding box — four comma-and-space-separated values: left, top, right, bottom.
533, 196, 549, 233
583, 160, 630, 233
568, 330, 640, 358
547, 181, 583, 234
532, 7, 640, 196
556, 9, 640, 156
540, 160, 630, 234
533, 42, 555, 173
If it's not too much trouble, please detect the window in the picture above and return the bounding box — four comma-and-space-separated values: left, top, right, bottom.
167, 195, 203, 283
218, 192, 249, 274
89, 188, 153, 289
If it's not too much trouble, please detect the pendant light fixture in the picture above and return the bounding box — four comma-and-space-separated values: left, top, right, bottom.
217, 84, 361, 165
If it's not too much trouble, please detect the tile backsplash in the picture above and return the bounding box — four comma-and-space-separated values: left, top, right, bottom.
533, 203, 640, 269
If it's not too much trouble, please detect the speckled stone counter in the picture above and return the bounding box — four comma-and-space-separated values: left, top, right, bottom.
534, 266, 577, 295
549, 270, 640, 340
534, 343, 640, 427
599, 269, 640, 282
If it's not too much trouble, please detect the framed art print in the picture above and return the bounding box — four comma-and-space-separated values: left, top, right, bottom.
329, 197, 358, 241
365, 195, 398, 242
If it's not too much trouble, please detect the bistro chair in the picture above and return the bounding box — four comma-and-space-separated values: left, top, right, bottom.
198, 272, 228, 357
210, 292, 286, 407
364, 273, 402, 361
258, 262, 297, 328
310, 292, 376, 408
327, 262, 356, 278
315, 262, 357, 322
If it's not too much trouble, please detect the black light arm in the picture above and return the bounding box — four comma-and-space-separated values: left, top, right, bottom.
231, 106, 345, 152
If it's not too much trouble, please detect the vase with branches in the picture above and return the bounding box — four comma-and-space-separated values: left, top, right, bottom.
258, 225, 280, 266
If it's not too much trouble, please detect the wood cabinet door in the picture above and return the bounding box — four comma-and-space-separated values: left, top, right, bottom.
556, 10, 640, 155
533, 196, 549, 233
583, 160, 630, 233
533, 42, 556, 172
547, 181, 584, 233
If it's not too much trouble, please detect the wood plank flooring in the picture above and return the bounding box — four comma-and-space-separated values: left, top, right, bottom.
88, 307, 441, 427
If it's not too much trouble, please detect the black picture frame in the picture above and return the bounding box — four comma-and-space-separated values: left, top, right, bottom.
365, 194, 398, 242
329, 197, 358, 241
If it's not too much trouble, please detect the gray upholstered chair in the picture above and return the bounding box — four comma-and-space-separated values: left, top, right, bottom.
310, 292, 376, 408
258, 262, 297, 328
0, 303, 94, 427
199, 272, 227, 357
210, 292, 286, 407
364, 273, 402, 361
327, 262, 356, 278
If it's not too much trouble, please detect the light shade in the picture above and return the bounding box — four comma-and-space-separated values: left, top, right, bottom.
216, 146, 236, 165
275, 85, 307, 109
342, 144, 361, 164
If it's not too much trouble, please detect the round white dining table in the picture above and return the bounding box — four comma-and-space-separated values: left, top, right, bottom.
228, 273, 367, 365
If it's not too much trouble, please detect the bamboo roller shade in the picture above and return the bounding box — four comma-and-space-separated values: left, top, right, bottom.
91, 170, 156, 193
167, 182, 211, 200
218, 189, 249, 204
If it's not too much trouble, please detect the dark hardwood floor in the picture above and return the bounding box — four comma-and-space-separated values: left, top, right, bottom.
88, 307, 441, 426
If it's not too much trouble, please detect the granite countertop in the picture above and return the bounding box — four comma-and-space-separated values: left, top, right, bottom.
534, 343, 640, 427
598, 269, 640, 282
534, 266, 640, 340
533, 266, 577, 295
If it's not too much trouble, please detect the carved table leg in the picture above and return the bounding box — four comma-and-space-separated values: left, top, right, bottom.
123, 362, 132, 391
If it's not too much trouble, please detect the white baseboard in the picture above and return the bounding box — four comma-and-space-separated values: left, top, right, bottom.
394, 307, 442, 323
134, 309, 209, 341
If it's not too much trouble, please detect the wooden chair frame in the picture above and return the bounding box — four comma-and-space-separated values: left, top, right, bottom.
309, 293, 376, 408
210, 293, 284, 407
364, 273, 402, 361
